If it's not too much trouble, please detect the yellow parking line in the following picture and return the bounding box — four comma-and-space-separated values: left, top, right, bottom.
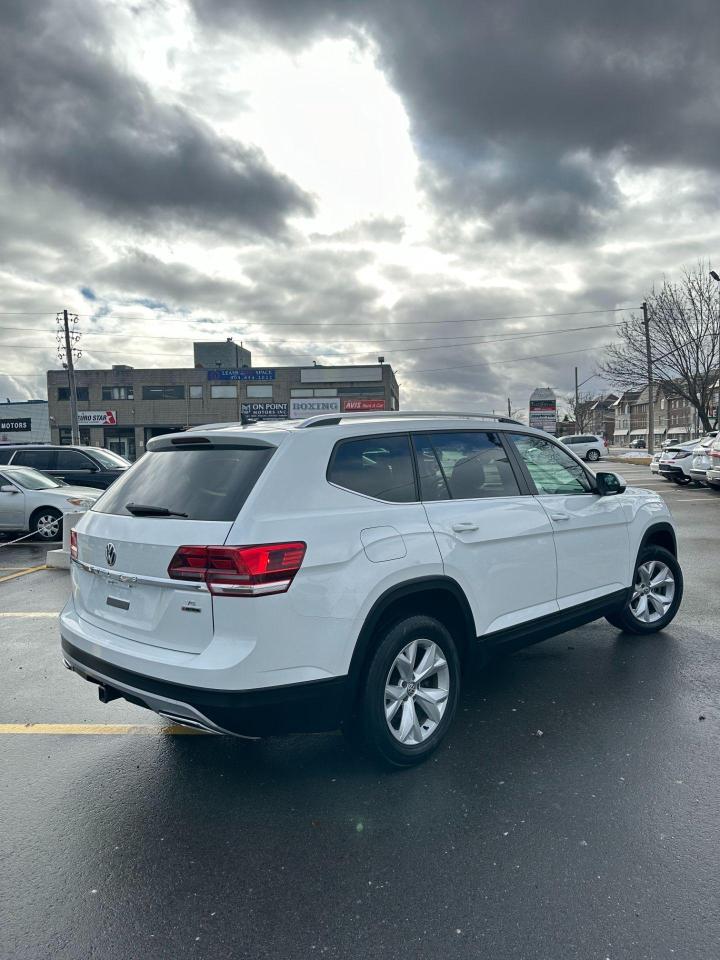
0, 564, 48, 583
0, 612, 59, 618
0, 723, 207, 735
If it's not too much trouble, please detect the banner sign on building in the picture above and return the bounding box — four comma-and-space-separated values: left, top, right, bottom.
300, 366, 382, 384
241, 402, 288, 421
289, 397, 341, 419
208, 368, 275, 381
0, 417, 31, 432
77, 410, 117, 426
342, 398, 385, 412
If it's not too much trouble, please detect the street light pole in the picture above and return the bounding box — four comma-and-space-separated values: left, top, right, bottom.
642, 301, 655, 454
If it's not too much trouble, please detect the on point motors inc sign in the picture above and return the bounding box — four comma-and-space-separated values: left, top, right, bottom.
528, 388, 557, 434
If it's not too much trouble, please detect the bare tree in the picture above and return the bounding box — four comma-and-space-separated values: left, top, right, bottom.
563, 391, 595, 433
601, 264, 720, 432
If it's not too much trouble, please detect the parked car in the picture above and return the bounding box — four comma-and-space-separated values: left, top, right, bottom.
559, 434, 607, 462
689, 433, 719, 485
0, 444, 130, 489
60, 411, 683, 767
0, 465, 101, 540
650, 450, 662, 475
629, 438, 647, 449
658, 439, 701, 485
706, 434, 720, 490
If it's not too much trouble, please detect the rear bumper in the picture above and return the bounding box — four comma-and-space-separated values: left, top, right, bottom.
659, 464, 683, 477
706, 468, 720, 484
61, 637, 347, 737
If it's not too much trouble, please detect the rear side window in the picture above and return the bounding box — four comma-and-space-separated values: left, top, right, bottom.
56, 450, 95, 470
417, 431, 521, 500
328, 434, 416, 502
0, 449, 12, 464
11, 449, 55, 469
93, 446, 275, 521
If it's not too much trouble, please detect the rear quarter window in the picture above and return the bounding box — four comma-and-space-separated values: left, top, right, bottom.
93, 445, 275, 521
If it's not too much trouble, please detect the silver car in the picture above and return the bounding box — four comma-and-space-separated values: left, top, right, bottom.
689, 434, 717, 485
0, 465, 101, 541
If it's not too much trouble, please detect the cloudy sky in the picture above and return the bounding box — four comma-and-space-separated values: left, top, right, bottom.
2, 0, 719, 413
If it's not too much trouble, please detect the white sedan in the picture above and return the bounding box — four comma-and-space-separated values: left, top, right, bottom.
0, 465, 101, 541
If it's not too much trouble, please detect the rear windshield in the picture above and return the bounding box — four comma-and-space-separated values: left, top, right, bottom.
92, 445, 274, 521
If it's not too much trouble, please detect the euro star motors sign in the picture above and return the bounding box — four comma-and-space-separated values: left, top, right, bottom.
76, 410, 117, 426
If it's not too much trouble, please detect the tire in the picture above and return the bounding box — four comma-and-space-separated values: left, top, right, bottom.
31, 507, 63, 542
353, 615, 461, 767
605, 545, 683, 635
586, 448, 601, 462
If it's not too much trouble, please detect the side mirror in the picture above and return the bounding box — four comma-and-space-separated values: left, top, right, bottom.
0, 484, 18, 493
596, 471, 626, 496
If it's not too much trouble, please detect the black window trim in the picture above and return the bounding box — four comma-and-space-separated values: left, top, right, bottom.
412, 428, 532, 501
500, 430, 599, 496
326, 431, 420, 504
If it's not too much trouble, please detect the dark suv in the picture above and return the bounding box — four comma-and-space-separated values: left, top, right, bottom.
0, 445, 130, 489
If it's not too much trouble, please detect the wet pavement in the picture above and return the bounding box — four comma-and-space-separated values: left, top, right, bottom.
1, 463, 719, 959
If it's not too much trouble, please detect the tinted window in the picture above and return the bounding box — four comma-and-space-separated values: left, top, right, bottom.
142, 385, 185, 400
11, 449, 55, 469
328, 434, 416, 502
0, 449, 12, 464
421, 432, 520, 500
94, 446, 275, 521
55, 450, 95, 470
412, 436, 450, 500
89, 447, 130, 468
508, 434, 591, 495
58, 387, 89, 401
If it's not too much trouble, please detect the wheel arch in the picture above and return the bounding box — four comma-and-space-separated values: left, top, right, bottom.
345, 576, 475, 706
638, 521, 677, 558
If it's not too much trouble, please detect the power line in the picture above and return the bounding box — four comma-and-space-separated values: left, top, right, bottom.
0, 305, 639, 328
0, 319, 623, 348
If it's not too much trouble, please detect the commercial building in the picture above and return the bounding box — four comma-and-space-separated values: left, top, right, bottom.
47, 340, 400, 460
0, 399, 50, 445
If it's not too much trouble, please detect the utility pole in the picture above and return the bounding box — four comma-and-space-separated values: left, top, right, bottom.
643, 301, 655, 454
574, 367, 579, 430
57, 310, 81, 445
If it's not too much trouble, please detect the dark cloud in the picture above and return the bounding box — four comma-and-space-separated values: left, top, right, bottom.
0, 0, 313, 236
192, 0, 720, 240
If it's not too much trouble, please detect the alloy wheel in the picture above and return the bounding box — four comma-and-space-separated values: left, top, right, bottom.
629, 560, 675, 623
384, 638, 450, 745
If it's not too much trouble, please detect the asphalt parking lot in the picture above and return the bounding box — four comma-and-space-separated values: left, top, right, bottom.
1, 462, 718, 960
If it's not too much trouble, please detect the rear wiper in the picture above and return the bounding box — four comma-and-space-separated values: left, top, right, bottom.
125, 502, 189, 518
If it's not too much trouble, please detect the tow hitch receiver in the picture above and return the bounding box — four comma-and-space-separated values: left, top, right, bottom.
98, 684, 122, 704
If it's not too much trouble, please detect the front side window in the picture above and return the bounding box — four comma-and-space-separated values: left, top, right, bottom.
328, 434, 416, 502
508, 434, 591, 495
417, 432, 521, 500
55, 449, 95, 470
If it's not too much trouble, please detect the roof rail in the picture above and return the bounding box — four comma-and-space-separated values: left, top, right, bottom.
298, 410, 523, 428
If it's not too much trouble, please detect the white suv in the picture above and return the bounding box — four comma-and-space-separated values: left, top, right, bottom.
60, 412, 683, 766
559, 434, 607, 462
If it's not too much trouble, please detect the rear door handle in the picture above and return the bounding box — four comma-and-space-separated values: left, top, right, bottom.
451, 521, 479, 532
549, 513, 570, 521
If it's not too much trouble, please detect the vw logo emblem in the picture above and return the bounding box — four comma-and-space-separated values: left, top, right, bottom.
105, 543, 117, 567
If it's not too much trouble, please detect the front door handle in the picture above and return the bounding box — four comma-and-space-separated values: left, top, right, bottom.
451, 521, 479, 532
549, 513, 570, 521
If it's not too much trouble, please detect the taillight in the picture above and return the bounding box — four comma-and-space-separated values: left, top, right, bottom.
70, 529, 78, 560
168, 542, 306, 596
